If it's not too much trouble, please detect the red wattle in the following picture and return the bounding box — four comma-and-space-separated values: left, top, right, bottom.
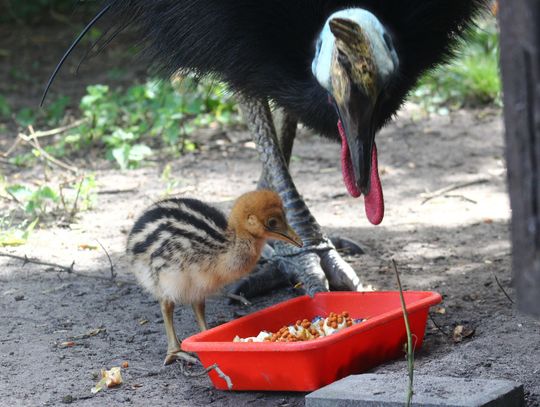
338, 120, 384, 225
339, 121, 361, 198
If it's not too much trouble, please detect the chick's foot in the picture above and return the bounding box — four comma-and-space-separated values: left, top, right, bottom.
164, 349, 200, 366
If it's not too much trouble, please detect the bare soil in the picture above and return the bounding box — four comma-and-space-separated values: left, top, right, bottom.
1, 20, 539, 407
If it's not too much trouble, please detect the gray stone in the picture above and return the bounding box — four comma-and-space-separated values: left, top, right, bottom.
305, 374, 524, 407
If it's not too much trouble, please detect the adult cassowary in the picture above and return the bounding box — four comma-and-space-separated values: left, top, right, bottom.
43, 0, 488, 296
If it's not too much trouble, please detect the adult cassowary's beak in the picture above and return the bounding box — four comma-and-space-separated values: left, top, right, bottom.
329, 18, 379, 195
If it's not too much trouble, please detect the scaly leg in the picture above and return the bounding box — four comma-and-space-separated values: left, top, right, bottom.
191, 301, 208, 331
160, 299, 199, 366
235, 95, 363, 296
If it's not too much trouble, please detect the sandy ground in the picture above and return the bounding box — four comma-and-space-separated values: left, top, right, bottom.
1, 104, 539, 406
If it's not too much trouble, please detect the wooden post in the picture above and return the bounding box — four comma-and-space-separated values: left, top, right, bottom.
499, 0, 540, 317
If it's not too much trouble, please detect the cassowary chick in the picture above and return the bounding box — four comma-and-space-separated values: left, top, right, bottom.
127, 190, 302, 365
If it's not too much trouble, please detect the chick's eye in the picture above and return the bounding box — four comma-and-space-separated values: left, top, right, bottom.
267, 218, 279, 229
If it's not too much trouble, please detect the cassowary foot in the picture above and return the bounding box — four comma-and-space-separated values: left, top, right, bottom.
329, 235, 366, 256
163, 349, 200, 366
228, 238, 367, 299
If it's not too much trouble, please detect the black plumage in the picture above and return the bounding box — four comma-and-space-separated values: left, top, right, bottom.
90, 0, 487, 138
46, 1, 491, 296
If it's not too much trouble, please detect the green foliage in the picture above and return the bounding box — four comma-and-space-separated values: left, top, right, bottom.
412, 19, 501, 113
0, 174, 98, 246
0, 95, 11, 119
0, 217, 38, 247
2, 0, 88, 23
7, 184, 60, 217
60, 78, 240, 169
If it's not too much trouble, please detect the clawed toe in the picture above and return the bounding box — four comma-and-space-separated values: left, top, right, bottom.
329, 236, 366, 256
164, 350, 200, 366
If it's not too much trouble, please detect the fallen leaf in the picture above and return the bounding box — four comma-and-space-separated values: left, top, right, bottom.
70, 327, 106, 340
121, 361, 129, 368
78, 244, 98, 250
131, 384, 143, 390
139, 319, 148, 325
59, 341, 76, 348
91, 367, 123, 394
453, 325, 475, 343
435, 307, 446, 315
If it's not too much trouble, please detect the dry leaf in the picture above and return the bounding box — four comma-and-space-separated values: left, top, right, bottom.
139, 319, 148, 325
121, 361, 129, 368
59, 341, 76, 348
91, 367, 123, 394
70, 327, 106, 340
453, 325, 475, 343
435, 307, 446, 315
78, 244, 98, 250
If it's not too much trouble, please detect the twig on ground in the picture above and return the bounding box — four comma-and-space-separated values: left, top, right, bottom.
0, 252, 75, 273
17, 127, 79, 173
0, 251, 133, 284
69, 327, 106, 340
96, 239, 116, 280
224, 292, 252, 306
392, 259, 414, 407
443, 194, 478, 204
2, 136, 22, 158
69, 177, 85, 220
420, 179, 489, 204
97, 188, 138, 195
492, 271, 514, 304
429, 313, 449, 337
25, 120, 88, 142
180, 363, 233, 390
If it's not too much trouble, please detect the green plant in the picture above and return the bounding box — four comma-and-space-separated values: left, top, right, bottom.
0, 174, 98, 245
161, 163, 180, 196
57, 77, 240, 169
412, 19, 501, 112
6, 184, 60, 217
0, 95, 11, 119
2, 0, 94, 23
0, 217, 39, 247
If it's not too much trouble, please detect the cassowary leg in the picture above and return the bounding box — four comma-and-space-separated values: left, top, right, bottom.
233, 95, 362, 296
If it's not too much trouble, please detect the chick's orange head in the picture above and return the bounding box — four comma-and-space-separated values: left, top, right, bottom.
229, 190, 302, 247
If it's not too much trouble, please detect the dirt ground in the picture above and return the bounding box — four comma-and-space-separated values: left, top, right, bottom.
1, 18, 539, 407
2, 104, 540, 406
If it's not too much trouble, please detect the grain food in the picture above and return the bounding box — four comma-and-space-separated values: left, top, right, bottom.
233, 311, 364, 342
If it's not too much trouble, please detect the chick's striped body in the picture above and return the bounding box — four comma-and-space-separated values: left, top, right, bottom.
127, 198, 260, 305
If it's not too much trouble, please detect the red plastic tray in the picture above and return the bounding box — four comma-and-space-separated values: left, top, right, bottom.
182, 291, 441, 391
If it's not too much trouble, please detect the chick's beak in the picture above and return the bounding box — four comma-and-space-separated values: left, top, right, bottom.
267, 224, 303, 248
329, 17, 379, 195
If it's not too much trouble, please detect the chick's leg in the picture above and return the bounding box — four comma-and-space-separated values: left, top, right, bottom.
232, 96, 364, 296
192, 301, 208, 331
160, 299, 198, 366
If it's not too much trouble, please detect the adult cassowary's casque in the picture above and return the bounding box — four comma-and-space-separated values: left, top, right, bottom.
43, 0, 488, 296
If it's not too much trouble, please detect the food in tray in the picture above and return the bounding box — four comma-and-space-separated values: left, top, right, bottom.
233, 311, 364, 342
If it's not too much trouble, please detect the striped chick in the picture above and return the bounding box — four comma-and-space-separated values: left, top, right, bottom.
127, 190, 302, 365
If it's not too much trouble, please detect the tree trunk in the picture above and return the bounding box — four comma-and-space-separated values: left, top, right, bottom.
499, 0, 540, 317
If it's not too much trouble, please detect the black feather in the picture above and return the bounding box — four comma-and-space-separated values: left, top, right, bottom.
50, 0, 489, 137
40, 4, 112, 106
